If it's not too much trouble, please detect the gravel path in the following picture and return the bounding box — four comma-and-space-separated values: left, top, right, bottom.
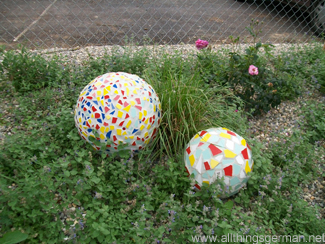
33, 43, 314, 63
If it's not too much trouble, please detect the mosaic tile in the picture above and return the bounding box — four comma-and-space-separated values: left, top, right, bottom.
202, 149, 212, 161
207, 169, 215, 177
202, 172, 209, 179
223, 165, 233, 176
230, 176, 240, 186
210, 159, 219, 169
217, 138, 226, 148
226, 140, 234, 150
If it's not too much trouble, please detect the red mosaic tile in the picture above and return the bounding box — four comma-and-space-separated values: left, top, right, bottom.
241, 148, 249, 160
223, 165, 233, 176
208, 144, 222, 156
197, 142, 204, 148
194, 184, 201, 190
204, 162, 211, 170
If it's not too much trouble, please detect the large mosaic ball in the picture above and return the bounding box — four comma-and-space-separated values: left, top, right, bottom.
74, 72, 162, 153
184, 127, 253, 198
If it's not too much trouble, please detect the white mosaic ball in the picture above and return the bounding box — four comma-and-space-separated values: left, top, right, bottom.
184, 127, 254, 198
74, 72, 161, 153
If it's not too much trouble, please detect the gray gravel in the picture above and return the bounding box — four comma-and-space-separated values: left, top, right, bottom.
34, 43, 314, 64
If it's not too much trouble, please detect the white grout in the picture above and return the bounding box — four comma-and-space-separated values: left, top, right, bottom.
13, 0, 57, 42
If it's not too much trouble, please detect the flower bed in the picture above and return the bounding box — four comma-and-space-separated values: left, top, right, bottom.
0, 39, 324, 243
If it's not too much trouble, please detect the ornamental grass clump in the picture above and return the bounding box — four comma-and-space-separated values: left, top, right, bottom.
143, 51, 246, 158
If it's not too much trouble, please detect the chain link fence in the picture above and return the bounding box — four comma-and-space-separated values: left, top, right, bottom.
0, 0, 323, 49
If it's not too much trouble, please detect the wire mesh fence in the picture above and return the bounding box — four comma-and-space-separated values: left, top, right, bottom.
0, 0, 323, 49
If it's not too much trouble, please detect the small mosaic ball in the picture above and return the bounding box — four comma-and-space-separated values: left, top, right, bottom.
184, 127, 253, 198
74, 72, 162, 153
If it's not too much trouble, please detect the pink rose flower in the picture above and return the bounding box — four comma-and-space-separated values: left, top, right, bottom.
195, 39, 209, 50
248, 65, 258, 75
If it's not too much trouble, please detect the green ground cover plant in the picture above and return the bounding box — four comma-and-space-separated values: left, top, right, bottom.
0, 45, 69, 93
0, 37, 325, 243
299, 99, 325, 144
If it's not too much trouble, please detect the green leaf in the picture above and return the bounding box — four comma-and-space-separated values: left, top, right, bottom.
91, 176, 101, 184
234, 197, 241, 203
70, 169, 78, 176
224, 200, 234, 210
224, 200, 234, 216
218, 221, 233, 229
0, 231, 28, 244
